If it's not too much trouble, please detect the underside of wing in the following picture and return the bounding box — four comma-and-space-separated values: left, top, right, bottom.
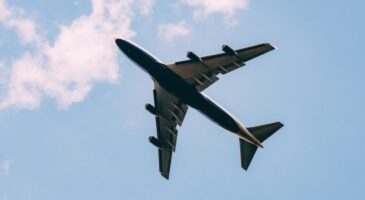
167, 43, 276, 91
148, 83, 188, 179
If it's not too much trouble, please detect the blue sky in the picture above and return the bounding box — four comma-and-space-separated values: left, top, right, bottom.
0, 0, 364, 199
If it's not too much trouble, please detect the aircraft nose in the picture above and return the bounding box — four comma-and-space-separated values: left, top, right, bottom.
115, 38, 130, 53
115, 38, 125, 46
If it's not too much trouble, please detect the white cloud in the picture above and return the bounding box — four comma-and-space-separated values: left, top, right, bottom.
0, 160, 13, 176
184, 0, 249, 18
0, 0, 10, 20
0, 0, 141, 109
0, 0, 40, 45
136, 0, 154, 16
0, 60, 7, 89
158, 21, 191, 41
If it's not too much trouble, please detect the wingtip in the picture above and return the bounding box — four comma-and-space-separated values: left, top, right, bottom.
160, 173, 170, 180
274, 122, 284, 129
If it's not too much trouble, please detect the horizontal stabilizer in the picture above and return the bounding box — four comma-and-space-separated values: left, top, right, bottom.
248, 122, 284, 143
240, 122, 283, 170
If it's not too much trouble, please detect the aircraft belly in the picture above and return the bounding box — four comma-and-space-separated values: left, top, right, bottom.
154, 64, 241, 134
196, 96, 241, 133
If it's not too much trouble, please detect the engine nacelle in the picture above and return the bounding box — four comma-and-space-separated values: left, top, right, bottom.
186, 51, 203, 62
145, 103, 156, 115
222, 44, 238, 56
149, 136, 163, 149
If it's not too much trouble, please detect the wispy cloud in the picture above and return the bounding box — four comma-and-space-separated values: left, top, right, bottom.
158, 21, 191, 41
0, 0, 40, 45
184, 0, 249, 18
0, 0, 153, 109
0, 0, 10, 21
136, 0, 154, 16
0, 160, 13, 176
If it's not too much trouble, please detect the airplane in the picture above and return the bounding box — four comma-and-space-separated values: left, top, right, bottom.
115, 38, 284, 179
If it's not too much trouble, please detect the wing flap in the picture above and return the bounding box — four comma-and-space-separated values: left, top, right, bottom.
155, 86, 188, 126
185, 72, 219, 91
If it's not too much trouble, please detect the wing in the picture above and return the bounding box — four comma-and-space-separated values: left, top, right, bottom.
151, 83, 188, 179
167, 43, 276, 91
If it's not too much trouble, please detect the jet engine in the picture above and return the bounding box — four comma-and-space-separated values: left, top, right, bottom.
186, 51, 203, 62
222, 44, 238, 56
145, 103, 156, 115
149, 136, 163, 149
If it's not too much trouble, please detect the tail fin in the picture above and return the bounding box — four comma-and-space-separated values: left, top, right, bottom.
240, 122, 283, 170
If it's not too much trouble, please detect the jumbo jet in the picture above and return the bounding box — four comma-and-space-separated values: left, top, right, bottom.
115, 38, 283, 179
